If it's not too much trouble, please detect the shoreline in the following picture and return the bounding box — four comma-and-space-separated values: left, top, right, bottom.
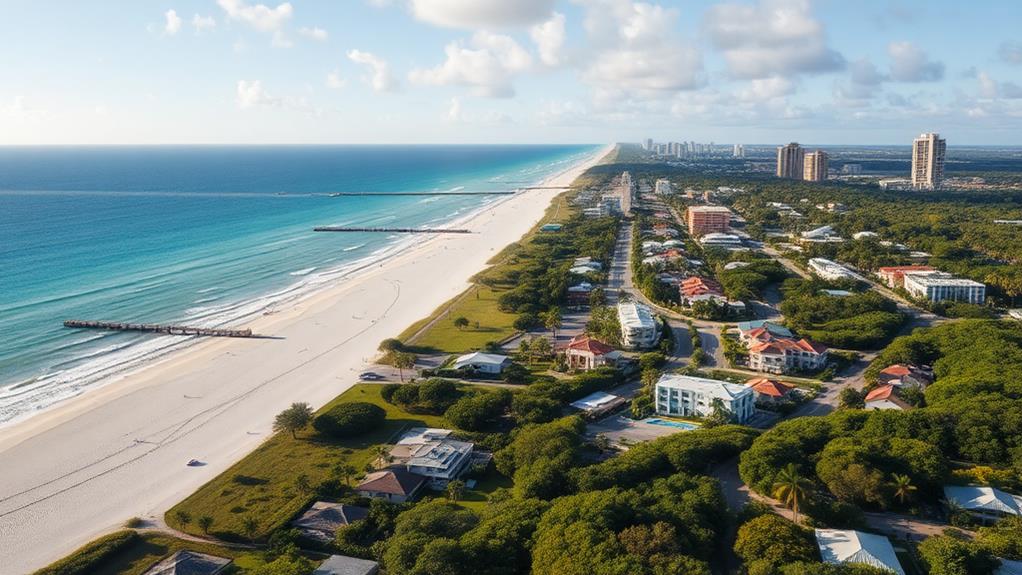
0, 148, 595, 430
0, 143, 613, 574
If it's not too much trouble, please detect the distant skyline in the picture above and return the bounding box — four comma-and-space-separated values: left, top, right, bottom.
3, 0, 1022, 145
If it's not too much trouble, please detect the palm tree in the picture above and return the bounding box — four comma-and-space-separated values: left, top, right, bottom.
273, 402, 314, 439
393, 352, 416, 382
446, 479, 465, 502
544, 307, 562, 340
335, 463, 358, 486
372, 445, 393, 469
891, 473, 917, 505
772, 463, 812, 525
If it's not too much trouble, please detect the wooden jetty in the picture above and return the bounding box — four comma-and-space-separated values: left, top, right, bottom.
64, 320, 253, 338
313, 227, 471, 234
327, 191, 514, 197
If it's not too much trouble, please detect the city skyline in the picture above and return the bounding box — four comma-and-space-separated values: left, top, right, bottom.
2, 0, 1022, 145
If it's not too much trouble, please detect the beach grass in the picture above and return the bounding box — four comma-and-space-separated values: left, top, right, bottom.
400, 286, 519, 353
166, 384, 448, 541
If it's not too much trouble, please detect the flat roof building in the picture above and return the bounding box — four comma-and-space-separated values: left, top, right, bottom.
686, 205, 732, 237
804, 150, 829, 182
912, 132, 946, 190
617, 301, 660, 350
655, 374, 755, 424
808, 258, 858, 282
654, 179, 673, 195
903, 272, 985, 304
777, 142, 804, 179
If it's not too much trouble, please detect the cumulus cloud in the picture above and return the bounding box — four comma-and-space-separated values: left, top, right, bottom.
409, 31, 532, 98
236, 80, 280, 109
976, 71, 1022, 100
409, 0, 555, 28
530, 12, 566, 67
704, 0, 845, 79
164, 9, 182, 35
739, 76, 795, 102
348, 49, 400, 92
999, 42, 1022, 65
217, 0, 292, 32
888, 41, 944, 82
299, 27, 328, 41
192, 14, 216, 31
447, 97, 463, 121
833, 58, 887, 104
579, 0, 703, 98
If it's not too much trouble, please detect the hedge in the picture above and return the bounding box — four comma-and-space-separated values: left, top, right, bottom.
33, 530, 140, 575
313, 402, 386, 438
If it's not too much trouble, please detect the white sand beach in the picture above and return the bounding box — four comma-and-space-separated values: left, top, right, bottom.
0, 145, 612, 574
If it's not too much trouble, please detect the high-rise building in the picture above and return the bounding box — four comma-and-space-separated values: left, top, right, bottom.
776, 143, 804, 179
644, 138, 653, 151
912, 133, 946, 190
620, 171, 634, 215
803, 150, 829, 182
733, 144, 745, 158
686, 205, 732, 237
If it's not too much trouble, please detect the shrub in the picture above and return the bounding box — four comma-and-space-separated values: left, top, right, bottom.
445, 391, 512, 431
34, 531, 140, 575
313, 402, 386, 438
380, 384, 401, 403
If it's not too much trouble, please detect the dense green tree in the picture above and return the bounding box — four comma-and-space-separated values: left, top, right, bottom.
918, 534, 1000, 575
734, 514, 817, 570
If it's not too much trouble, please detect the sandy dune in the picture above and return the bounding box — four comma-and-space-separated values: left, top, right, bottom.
0, 145, 612, 574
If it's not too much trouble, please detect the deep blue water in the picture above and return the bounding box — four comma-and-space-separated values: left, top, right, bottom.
0, 145, 598, 423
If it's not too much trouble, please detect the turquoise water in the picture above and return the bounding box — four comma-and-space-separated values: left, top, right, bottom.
643, 418, 698, 430
0, 145, 598, 423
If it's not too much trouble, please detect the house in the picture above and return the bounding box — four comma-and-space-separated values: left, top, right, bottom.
291, 502, 369, 543
748, 338, 828, 375
801, 225, 835, 239
876, 265, 935, 288
853, 231, 879, 240
944, 486, 1022, 524
313, 555, 381, 575
389, 427, 474, 487
570, 391, 628, 419
864, 385, 912, 411
680, 277, 724, 301
724, 261, 751, 271
738, 320, 794, 343
655, 374, 755, 424
617, 301, 660, 350
903, 273, 986, 304
573, 257, 603, 271
565, 335, 621, 371
877, 364, 933, 388
698, 233, 742, 247
355, 468, 426, 503
745, 378, 796, 404
815, 529, 906, 575
808, 258, 858, 281
452, 352, 511, 374
567, 282, 594, 308
142, 551, 232, 575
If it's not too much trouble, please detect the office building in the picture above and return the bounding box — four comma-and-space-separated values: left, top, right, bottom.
686, 205, 732, 237
654, 178, 673, 195
776, 142, 804, 179
617, 301, 660, 350
803, 150, 829, 182
655, 374, 755, 424
903, 273, 985, 304
912, 132, 946, 190
733, 144, 745, 158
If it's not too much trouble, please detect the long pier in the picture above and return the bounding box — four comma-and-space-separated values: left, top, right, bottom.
64, 320, 253, 338
326, 191, 515, 197
313, 226, 471, 234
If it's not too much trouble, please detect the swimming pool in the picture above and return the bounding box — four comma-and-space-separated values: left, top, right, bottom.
643, 418, 699, 430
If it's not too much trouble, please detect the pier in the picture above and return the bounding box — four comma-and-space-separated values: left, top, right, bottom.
313, 227, 472, 234
64, 320, 253, 338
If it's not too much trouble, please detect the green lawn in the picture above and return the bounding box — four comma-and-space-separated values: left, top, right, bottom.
166, 384, 448, 541
400, 286, 519, 353
457, 469, 514, 511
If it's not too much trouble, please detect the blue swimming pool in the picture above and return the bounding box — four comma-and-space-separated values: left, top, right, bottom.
643, 418, 699, 430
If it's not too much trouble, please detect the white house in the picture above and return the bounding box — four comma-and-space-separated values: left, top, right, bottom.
452, 352, 511, 374
801, 225, 835, 239
617, 301, 660, 350
747, 337, 829, 374
654, 374, 755, 424
389, 428, 474, 488
815, 529, 905, 575
654, 179, 673, 195
698, 233, 743, 247
903, 272, 986, 304
808, 258, 859, 281
944, 486, 1022, 523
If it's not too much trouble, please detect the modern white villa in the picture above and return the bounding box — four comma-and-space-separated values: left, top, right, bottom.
617, 301, 660, 350
388, 428, 474, 488
654, 374, 755, 424
903, 272, 986, 304
452, 352, 511, 374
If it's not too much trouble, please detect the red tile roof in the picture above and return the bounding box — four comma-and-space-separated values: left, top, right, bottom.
880, 364, 912, 377
865, 384, 896, 402
749, 338, 827, 355
746, 378, 796, 397
878, 265, 936, 273
566, 335, 615, 356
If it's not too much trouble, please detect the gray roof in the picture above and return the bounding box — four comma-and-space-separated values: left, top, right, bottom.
815, 529, 905, 575
944, 486, 1022, 515
313, 554, 380, 575
291, 502, 369, 539
143, 551, 232, 575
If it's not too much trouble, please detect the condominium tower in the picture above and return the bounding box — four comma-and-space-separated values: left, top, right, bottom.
911, 133, 946, 190
776, 142, 804, 179
803, 150, 829, 182
686, 205, 732, 237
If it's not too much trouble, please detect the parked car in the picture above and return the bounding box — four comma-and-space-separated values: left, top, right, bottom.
359, 372, 384, 381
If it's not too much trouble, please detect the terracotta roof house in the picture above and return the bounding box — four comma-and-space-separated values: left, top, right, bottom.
142, 551, 232, 575
745, 378, 796, 403
877, 265, 936, 288
565, 335, 621, 371
738, 321, 793, 343
864, 385, 912, 411
748, 337, 828, 375
291, 502, 369, 543
877, 364, 933, 388
680, 277, 724, 301
355, 468, 426, 503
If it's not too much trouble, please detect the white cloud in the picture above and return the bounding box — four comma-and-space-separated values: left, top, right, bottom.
326, 70, 345, 89
192, 14, 216, 31
409, 0, 555, 28
999, 42, 1022, 65
739, 77, 795, 102
976, 71, 1022, 100
447, 97, 463, 121
164, 9, 182, 35
299, 27, 328, 41
833, 58, 886, 105
704, 0, 844, 79
409, 31, 532, 98
530, 12, 566, 67
347, 49, 400, 92
217, 0, 293, 32
887, 41, 944, 82
579, 1, 703, 97
236, 80, 280, 109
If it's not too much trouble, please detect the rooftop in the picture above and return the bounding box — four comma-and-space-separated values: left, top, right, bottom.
745, 378, 796, 398
313, 554, 381, 575
356, 468, 426, 497
142, 551, 232, 575
944, 485, 1022, 516
815, 529, 905, 575
656, 374, 753, 401
617, 301, 657, 329
566, 335, 616, 355
570, 391, 625, 411
688, 205, 732, 213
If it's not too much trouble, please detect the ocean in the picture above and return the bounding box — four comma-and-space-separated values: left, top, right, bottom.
0, 144, 599, 424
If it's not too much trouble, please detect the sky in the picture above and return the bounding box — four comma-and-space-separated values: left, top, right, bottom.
2, 0, 1021, 145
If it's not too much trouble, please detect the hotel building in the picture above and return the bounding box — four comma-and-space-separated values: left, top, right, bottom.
912, 133, 946, 190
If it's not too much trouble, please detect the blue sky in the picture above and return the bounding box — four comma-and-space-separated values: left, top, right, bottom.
2, 0, 1020, 145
